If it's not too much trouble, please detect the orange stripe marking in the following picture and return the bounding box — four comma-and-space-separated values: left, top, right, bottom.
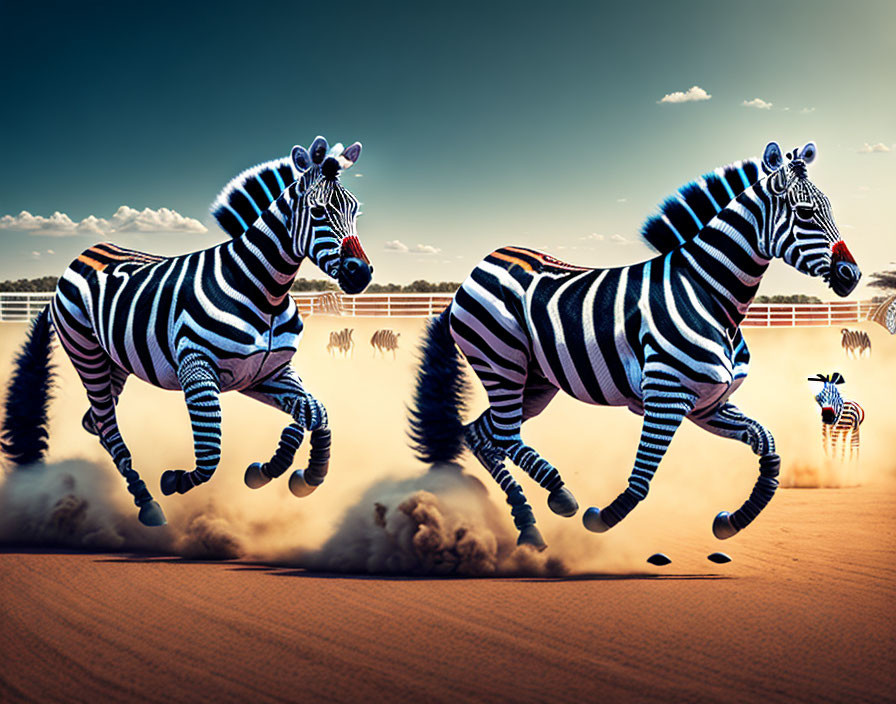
491, 251, 534, 271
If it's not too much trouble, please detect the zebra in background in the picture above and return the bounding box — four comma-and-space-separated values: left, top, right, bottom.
371, 329, 401, 358
809, 373, 864, 463
327, 328, 354, 357
840, 328, 871, 358
1, 137, 372, 526
411, 141, 861, 548
868, 294, 896, 334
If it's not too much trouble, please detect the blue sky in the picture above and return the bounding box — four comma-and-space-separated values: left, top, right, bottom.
1, 0, 893, 295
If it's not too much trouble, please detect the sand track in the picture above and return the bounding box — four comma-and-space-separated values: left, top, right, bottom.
1, 317, 895, 702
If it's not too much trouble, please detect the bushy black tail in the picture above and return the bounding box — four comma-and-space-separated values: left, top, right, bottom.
2, 307, 55, 465
408, 310, 468, 464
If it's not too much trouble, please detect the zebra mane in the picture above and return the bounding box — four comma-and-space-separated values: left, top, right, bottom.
210, 157, 300, 239
641, 158, 764, 254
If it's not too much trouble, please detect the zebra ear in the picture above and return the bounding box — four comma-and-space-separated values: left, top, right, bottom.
310, 136, 329, 165
832, 372, 845, 385
338, 142, 362, 169
808, 373, 827, 382
762, 142, 784, 172
799, 142, 817, 164
292, 145, 312, 171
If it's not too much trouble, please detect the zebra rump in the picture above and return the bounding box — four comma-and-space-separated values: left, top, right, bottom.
1, 307, 55, 466
408, 310, 468, 465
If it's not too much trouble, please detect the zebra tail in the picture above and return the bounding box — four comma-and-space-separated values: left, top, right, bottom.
408, 309, 468, 464
1, 306, 56, 466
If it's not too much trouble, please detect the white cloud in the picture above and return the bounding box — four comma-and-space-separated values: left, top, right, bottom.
858, 142, 890, 153
616, 198, 628, 203
742, 98, 773, 110
580, 233, 605, 241
611, 234, 629, 244
0, 206, 207, 237
31, 251, 41, 258
353, 173, 364, 178
658, 86, 711, 104
800, 107, 816, 114
384, 240, 409, 252
46, 249, 55, 254
383, 240, 441, 255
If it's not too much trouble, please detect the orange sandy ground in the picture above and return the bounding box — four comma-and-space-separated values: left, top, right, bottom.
1, 316, 895, 703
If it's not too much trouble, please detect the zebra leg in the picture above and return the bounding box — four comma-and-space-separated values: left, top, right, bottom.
465, 410, 546, 550
64, 342, 165, 526
240, 367, 330, 497
583, 391, 696, 533
160, 355, 222, 496
82, 364, 128, 436
687, 401, 780, 539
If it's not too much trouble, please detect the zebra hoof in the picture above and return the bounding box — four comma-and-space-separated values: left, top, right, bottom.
288, 469, 318, 498
547, 486, 579, 517
81, 410, 98, 436
712, 511, 739, 540
160, 470, 185, 496
517, 525, 547, 551
138, 501, 167, 527
244, 463, 272, 489
582, 507, 610, 533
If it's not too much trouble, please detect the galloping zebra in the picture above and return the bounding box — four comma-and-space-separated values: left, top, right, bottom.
371, 329, 400, 358
410, 141, 861, 548
1, 136, 372, 527
809, 372, 864, 462
840, 328, 871, 358
868, 294, 896, 334
327, 328, 354, 357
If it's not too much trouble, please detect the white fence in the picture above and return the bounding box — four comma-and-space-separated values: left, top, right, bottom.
0, 290, 881, 326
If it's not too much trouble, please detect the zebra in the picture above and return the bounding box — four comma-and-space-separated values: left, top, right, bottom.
1, 136, 372, 527
327, 328, 354, 357
410, 141, 861, 549
840, 328, 871, 358
371, 329, 401, 358
809, 372, 864, 463
868, 294, 896, 334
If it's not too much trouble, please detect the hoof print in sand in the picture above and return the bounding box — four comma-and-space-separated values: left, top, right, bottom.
707, 552, 732, 564
646, 553, 671, 566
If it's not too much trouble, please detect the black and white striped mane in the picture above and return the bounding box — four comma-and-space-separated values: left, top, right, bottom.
641, 158, 764, 254
210, 157, 300, 239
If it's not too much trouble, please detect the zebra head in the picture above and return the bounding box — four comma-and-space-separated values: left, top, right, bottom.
809, 372, 845, 425
290, 136, 372, 295
761, 141, 860, 297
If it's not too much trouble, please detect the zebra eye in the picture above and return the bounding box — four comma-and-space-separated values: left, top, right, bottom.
795, 205, 815, 220
310, 205, 326, 219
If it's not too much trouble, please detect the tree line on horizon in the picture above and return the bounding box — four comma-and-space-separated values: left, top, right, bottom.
3, 271, 895, 299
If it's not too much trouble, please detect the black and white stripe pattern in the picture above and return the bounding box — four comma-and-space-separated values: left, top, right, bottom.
811, 373, 864, 462
413, 141, 861, 547
44, 137, 370, 524
370, 329, 400, 358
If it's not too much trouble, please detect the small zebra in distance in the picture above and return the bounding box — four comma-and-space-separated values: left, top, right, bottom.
371, 329, 401, 358
868, 294, 896, 334
314, 292, 342, 316
411, 141, 861, 549
809, 373, 864, 463
327, 328, 354, 357
840, 328, 871, 358
1, 136, 372, 527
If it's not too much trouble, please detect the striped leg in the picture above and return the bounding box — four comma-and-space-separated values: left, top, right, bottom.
82, 364, 128, 436
584, 389, 696, 532
56, 330, 164, 526
688, 401, 780, 539
160, 355, 222, 496
465, 410, 545, 550
240, 366, 330, 497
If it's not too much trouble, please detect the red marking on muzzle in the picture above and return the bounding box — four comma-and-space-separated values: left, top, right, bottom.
341, 235, 370, 264
832, 240, 855, 264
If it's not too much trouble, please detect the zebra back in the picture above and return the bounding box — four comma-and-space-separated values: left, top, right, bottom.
641, 158, 764, 254
210, 157, 300, 239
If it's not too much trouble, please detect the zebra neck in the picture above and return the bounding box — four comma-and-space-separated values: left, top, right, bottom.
226, 190, 304, 310
677, 188, 771, 327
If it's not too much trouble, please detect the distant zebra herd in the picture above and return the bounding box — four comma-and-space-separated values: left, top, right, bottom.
326, 328, 400, 358
840, 328, 871, 358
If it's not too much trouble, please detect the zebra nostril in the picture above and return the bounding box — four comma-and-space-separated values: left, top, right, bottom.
345, 259, 360, 274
